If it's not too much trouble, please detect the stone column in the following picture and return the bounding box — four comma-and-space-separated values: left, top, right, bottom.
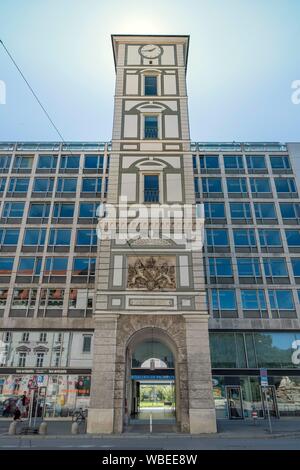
87, 315, 119, 434
184, 315, 217, 433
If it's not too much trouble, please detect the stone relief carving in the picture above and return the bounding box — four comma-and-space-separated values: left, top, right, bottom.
127, 256, 176, 291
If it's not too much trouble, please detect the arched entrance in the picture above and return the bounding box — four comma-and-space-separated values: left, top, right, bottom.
124, 327, 181, 431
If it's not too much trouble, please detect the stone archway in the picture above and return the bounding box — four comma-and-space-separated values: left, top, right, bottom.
113, 315, 190, 433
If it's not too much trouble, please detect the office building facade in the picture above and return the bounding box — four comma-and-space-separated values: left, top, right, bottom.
1, 35, 300, 431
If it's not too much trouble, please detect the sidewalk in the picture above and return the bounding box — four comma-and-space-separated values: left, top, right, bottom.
1, 417, 300, 439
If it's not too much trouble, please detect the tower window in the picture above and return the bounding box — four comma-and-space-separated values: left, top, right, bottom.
144, 116, 158, 139
144, 175, 159, 203
144, 76, 157, 96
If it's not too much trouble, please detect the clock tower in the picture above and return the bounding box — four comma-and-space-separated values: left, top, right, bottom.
87, 35, 217, 434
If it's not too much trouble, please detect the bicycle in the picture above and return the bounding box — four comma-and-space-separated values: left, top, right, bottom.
72, 408, 88, 424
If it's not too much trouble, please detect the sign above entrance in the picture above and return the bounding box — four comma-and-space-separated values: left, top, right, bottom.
131, 375, 175, 380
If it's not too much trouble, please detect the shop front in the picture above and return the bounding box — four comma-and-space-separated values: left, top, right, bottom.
0, 369, 91, 419
210, 331, 300, 419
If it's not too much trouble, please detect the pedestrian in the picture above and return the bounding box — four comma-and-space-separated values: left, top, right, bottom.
13, 406, 21, 421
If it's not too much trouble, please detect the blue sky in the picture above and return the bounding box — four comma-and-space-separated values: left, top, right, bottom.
0, 0, 299, 142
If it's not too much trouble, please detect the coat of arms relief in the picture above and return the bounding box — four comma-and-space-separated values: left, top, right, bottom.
127, 256, 176, 291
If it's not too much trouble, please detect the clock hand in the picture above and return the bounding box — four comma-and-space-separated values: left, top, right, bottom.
144, 47, 156, 52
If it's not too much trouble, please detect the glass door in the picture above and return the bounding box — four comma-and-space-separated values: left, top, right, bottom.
261, 386, 279, 418
226, 386, 244, 419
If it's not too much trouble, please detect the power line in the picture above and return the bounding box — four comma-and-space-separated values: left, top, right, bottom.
0, 39, 66, 144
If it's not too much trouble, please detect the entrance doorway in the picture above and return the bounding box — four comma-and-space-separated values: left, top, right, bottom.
262, 386, 279, 418
226, 386, 244, 419
125, 330, 179, 431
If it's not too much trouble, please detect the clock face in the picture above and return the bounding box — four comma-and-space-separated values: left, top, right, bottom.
139, 44, 162, 59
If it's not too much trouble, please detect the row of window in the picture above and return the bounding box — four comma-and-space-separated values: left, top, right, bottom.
0, 287, 93, 310
204, 202, 300, 221
0, 177, 108, 194
195, 177, 297, 195
210, 289, 298, 312
205, 228, 300, 248
0, 257, 95, 276
0, 154, 109, 171
0, 228, 98, 247
207, 257, 300, 279
193, 154, 291, 171
2, 202, 100, 219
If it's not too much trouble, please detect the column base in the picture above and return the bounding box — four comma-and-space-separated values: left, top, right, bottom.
189, 409, 217, 434
87, 408, 114, 434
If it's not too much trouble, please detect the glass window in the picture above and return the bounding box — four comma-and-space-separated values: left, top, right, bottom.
268, 290, 294, 310
199, 155, 219, 169
259, 229, 282, 247
194, 177, 199, 196
23, 228, 46, 246
237, 258, 261, 276
28, 203, 50, 218
144, 115, 158, 139
223, 155, 244, 169
73, 258, 96, 275
36, 353, 44, 367
49, 229, 71, 246
270, 155, 291, 170
253, 331, 297, 368
280, 203, 300, 219
275, 178, 297, 194
0, 178, 7, 191
210, 332, 247, 368
286, 230, 300, 247
250, 178, 271, 193
246, 155, 266, 169
0, 258, 14, 273
60, 155, 80, 169
33, 178, 54, 192
263, 259, 288, 277
144, 175, 159, 202
82, 335, 92, 353
212, 289, 237, 310
230, 202, 251, 219
202, 178, 222, 193
76, 229, 98, 246
37, 155, 57, 169
0, 155, 11, 170
254, 203, 276, 219
204, 202, 225, 219
8, 178, 29, 193
144, 76, 157, 95
1, 229, 19, 245
2, 202, 24, 218
45, 257, 68, 276
18, 257, 42, 275
18, 353, 26, 367
208, 258, 232, 276
13, 155, 33, 170
226, 178, 247, 193
206, 229, 229, 246
57, 178, 77, 193
69, 288, 93, 310
233, 229, 256, 247
40, 288, 64, 307
12, 288, 37, 307
81, 178, 102, 193
53, 203, 75, 218
292, 259, 300, 277
79, 202, 98, 218
84, 155, 104, 171
241, 290, 266, 310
